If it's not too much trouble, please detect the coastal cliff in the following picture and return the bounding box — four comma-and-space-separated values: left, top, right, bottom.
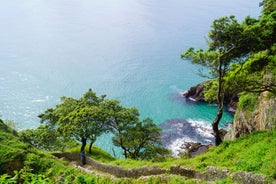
183, 82, 276, 140
225, 92, 276, 139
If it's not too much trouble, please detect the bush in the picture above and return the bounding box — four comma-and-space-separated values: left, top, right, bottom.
237, 93, 258, 112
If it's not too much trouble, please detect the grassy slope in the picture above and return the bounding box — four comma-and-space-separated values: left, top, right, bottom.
178, 130, 276, 178
1, 118, 275, 183
0, 120, 196, 184
109, 130, 276, 179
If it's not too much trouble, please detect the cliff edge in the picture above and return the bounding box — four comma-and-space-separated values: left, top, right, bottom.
183, 82, 276, 140
225, 92, 276, 140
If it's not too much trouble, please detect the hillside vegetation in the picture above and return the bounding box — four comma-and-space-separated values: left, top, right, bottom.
1, 118, 276, 183
108, 130, 276, 180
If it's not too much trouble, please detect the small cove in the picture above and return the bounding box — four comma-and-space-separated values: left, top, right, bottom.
0, 0, 261, 155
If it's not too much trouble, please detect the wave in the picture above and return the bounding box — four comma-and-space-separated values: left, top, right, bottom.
188, 97, 197, 102
160, 119, 215, 156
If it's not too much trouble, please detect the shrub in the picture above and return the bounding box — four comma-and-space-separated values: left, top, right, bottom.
237, 93, 258, 112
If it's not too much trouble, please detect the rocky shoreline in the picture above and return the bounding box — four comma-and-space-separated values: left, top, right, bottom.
160, 119, 215, 157
182, 80, 238, 113
161, 81, 237, 157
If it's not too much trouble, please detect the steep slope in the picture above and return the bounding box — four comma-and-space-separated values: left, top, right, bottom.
226, 92, 276, 139
0, 119, 26, 175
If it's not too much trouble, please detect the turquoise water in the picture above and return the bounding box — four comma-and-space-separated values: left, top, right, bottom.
0, 0, 260, 154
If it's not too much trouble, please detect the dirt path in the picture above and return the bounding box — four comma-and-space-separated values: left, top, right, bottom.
70, 161, 117, 179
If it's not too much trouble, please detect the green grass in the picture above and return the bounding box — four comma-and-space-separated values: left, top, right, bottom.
67, 145, 116, 163
172, 130, 276, 178
0, 129, 28, 167
84, 130, 276, 180
1, 118, 276, 183
105, 130, 276, 180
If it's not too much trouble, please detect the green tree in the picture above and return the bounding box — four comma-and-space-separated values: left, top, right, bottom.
182, 0, 276, 145
225, 0, 276, 95
182, 16, 247, 145
39, 89, 108, 153
19, 125, 75, 151
102, 100, 169, 159
123, 118, 170, 160
39, 89, 168, 159
104, 100, 139, 158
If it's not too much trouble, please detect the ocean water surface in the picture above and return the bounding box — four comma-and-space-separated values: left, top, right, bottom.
0, 0, 260, 155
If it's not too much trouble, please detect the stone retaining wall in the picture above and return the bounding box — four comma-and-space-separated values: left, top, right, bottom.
53, 152, 269, 183
171, 165, 268, 184
53, 152, 168, 178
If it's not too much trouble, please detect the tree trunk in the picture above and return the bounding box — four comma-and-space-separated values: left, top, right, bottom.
121, 140, 127, 159
212, 105, 223, 146
80, 137, 87, 152
212, 56, 224, 146
89, 142, 93, 154
88, 136, 96, 154
123, 147, 128, 159
118, 134, 128, 158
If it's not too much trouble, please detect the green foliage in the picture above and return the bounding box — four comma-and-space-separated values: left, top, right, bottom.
224, 0, 276, 96
1, 117, 276, 183
39, 89, 110, 153
237, 93, 258, 112
19, 125, 77, 152
0, 119, 18, 136
88, 146, 115, 162
0, 126, 27, 169
112, 117, 170, 160
181, 14, 254, 145
203, 80, 218, 103
38, 89, 167, 160
181, 0, 276, 146
225, 46, 276, 95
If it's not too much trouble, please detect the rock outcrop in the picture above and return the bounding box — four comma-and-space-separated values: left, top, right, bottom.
184, 82, 276, 140
225, 92, 276, 139
182, 81, 207, 102
182, 81, 238, 112
180, 142, 211, 158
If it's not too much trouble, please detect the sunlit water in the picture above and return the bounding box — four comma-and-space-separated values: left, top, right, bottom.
0, 0, 260, 155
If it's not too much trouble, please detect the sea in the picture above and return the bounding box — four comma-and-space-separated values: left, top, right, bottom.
0, 0, 261, 156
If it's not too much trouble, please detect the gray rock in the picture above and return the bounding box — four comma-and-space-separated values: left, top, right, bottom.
232, 171, 267, 184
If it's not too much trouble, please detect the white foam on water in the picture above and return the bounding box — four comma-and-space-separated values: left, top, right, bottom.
180, 90, 187, 96
169, 137, 195, 157
188, 97, 197, 102
188, 119, 214, 141
167, 119, 215, 156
